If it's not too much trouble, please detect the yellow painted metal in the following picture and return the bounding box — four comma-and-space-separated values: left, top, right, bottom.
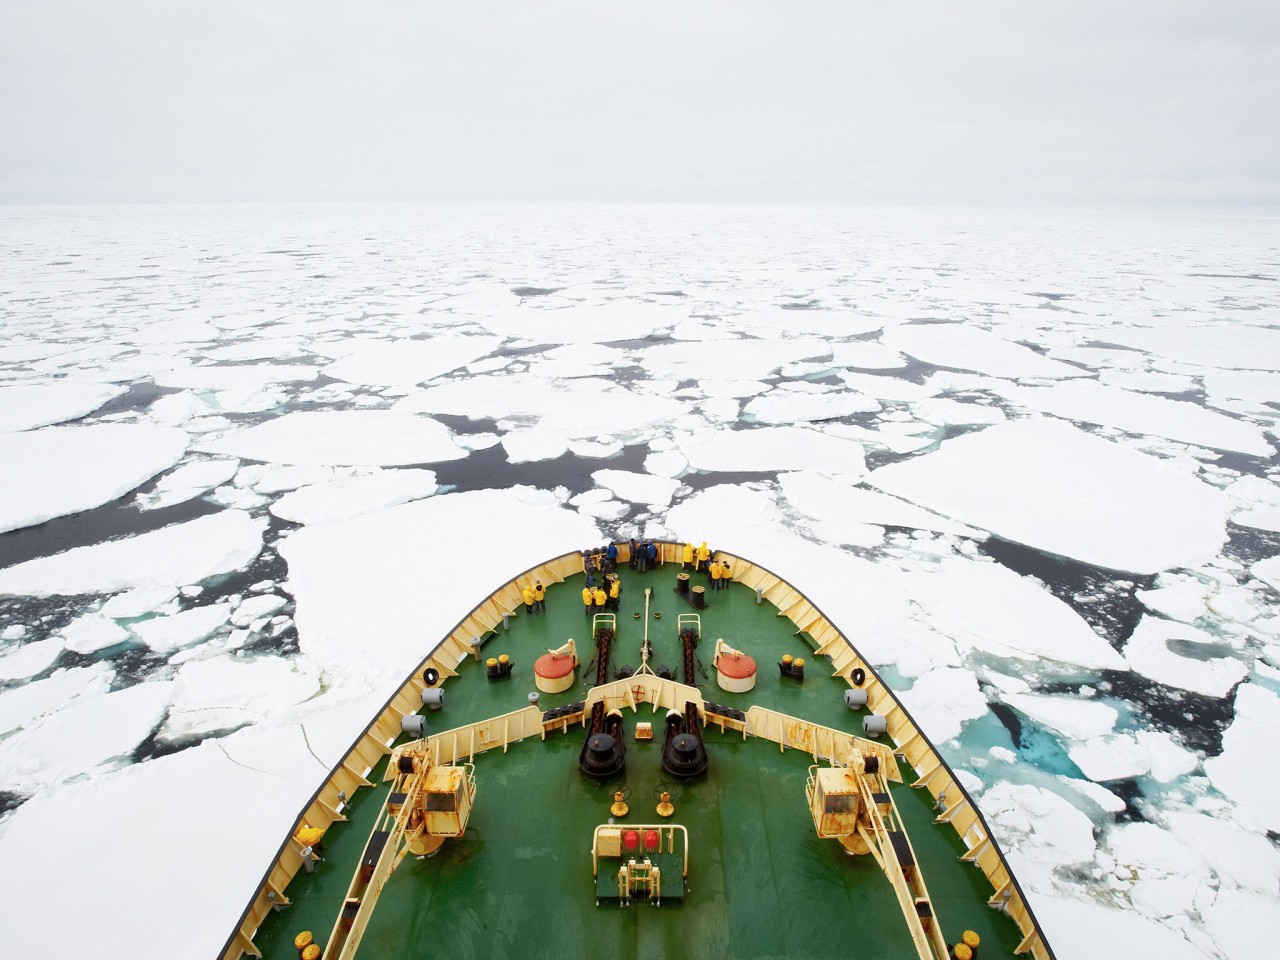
744, 705, 899, 778
321, 752, 477, 960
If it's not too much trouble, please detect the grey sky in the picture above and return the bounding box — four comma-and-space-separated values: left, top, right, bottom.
1, 1, 1277, 206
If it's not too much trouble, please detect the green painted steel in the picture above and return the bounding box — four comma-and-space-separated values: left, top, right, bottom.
250, 562, 1025, 959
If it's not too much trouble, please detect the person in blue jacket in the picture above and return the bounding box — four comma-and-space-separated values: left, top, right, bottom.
605, 542, 619, 573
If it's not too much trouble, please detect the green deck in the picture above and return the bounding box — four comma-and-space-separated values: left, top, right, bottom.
249, 564, 1026, 959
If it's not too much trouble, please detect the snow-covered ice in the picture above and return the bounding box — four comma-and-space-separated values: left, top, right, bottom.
324, 336, 503, 387
0, 380, 127, 433
0, 510, 266, 596
0, 423, 188, 533
591, 469, 682, 508
131, 602, 233, 653
160, 655, 321, 742
678, 426, 868, 475
882, 323, 1090, 380
269, 469, 438, 525
1004, 692, 1118, 741
1122, 615, 1249, 697
200, 411, 467, 466
0, 681, 174, 792
999, 379, 1274, 456
868, 418, 1229, 574
906, 557, 1126, 670
1203, 683, 1280, 833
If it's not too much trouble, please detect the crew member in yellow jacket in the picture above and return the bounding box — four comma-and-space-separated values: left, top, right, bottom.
582, 585, 594, 616
695, 541, 710, 573
681, 542, 694, 571
522, 585, 535, 613
533, 580, 546, 612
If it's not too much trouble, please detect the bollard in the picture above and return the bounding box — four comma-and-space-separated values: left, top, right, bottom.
755, 587, 763, 605
421, 688, 444, 710
301, 846, 317, 873
503, 611, 511, 630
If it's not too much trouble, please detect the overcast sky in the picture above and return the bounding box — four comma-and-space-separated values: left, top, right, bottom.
1, 1, 1277, 207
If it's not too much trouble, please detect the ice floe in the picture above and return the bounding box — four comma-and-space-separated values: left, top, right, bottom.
269, 469, 439, 525
1135, 574, 1211, 622
591, 469, 682, 508
1068, 733, 1152, 782
868, 418, 1229, 574
978, 782, 1097, 877
1100, 322, 1280, 373
153, 362, 317, 391
0, 510, 266, 597
0, 380, 127, 433
678, 426, 868, 476
1122, 615, 1249, 697
1254, 554, 1280, 591
1003, 692, 1117, 741
882, 322, 1089, 380
160, 655, 321, 743
324, 336, 504, 387
1203, 683, 1280, 832
100, 585, 180, 619
0, 423, 188, 533
779, 472, 983, 540
1224, 474, 1280, 532
998, 379, 1274, 456
279, 487, 601, 692
131, 603, 233, 653
394, 374, 685, 445
0, 637, 67, 682
138, 457, 240, 510
906, 557, 1126, 671
0, 680, 174, 793
743, 387, 880, 423
0, 663, 114, 736
475, 302, 683, 344
0, 721, 334, 959
200, 411, 467, 466
639, 337, 832, 380
896, 666, 988, 742
1033, 894, 1208, 960
59, 613, 132, 654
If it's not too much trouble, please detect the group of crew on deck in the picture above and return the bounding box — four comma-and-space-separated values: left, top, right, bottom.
581, 574, 622, 615
521, 580, 547, 614
681, 540, 731, 590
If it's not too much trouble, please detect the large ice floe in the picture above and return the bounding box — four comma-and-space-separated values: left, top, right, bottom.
0, 510, 266, 596
882, 322, 1091, 380
998, 379, 1275, 457
0, 423, 189, 533
868, 418, 1229, 574
199, 411, 467, 466
0, 379, 127, 433
324, 335, 504, 387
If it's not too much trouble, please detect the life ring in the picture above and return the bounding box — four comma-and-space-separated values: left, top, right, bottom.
423, 667, 440, 687
852, 667, 865, 687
